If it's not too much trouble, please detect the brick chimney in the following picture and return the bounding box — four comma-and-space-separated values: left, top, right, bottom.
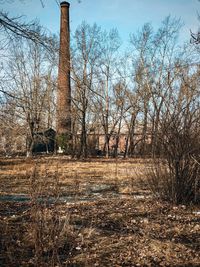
57, 1, 71, 152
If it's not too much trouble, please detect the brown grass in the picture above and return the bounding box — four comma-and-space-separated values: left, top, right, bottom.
0, 156, 199, 266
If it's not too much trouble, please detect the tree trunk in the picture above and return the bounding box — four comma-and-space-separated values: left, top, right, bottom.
80, 111, 87, 158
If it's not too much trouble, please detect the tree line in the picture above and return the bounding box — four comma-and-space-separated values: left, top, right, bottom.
0, 12, 199, 159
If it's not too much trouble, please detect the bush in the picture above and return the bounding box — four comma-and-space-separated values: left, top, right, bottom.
147, 105, 200, 204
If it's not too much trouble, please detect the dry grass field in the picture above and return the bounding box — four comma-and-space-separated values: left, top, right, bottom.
0, 156, 200, 266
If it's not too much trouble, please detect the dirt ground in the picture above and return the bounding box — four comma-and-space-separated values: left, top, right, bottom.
0, 156, 199, 266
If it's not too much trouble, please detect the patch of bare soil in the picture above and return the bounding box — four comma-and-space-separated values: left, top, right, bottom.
0, 157, 199, 266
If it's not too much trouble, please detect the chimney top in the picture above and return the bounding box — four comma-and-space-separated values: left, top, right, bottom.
60, 1, 70, 7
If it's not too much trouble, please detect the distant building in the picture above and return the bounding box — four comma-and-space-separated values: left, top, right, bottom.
32, 128, 56, 154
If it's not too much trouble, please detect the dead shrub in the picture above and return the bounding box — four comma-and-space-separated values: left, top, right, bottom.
27, 164, 77, 266
147, 104, 200, 204
1, 163, 77, 266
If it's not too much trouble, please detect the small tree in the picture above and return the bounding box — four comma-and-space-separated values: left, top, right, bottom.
147, 66, 200, 204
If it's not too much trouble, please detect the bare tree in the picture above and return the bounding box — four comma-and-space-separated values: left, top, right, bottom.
71, 22, 102, 158
129, 17, 183, 156
95, 28, 121, 157
1, 34, 57, 156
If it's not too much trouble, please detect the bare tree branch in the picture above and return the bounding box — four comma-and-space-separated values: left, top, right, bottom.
0, 11, 58, 52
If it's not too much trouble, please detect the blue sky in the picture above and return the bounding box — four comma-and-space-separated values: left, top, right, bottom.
1, 0, 199, 45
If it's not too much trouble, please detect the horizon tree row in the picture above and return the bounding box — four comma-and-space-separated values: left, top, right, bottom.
0, 16, 199, 158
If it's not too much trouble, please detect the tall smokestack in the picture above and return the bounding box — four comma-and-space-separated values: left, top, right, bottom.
57, 1, 71, 152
